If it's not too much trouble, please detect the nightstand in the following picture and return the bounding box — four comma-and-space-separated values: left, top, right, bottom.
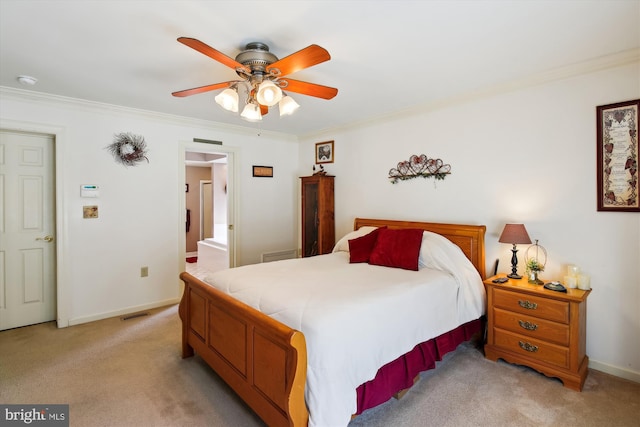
483, 274, 591, 391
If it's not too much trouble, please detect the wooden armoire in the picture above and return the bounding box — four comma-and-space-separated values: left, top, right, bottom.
300, 175, 335, 257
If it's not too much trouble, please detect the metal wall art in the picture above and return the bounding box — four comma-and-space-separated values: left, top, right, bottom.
388, 154, 451, 183
106, 132, 149, 166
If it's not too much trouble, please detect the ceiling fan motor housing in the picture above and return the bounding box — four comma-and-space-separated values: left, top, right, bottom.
235, 42, 278, 75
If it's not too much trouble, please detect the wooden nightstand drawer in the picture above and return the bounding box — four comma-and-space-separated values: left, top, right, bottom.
493, 307, 570, 346
494, 288, 569, 323
494, 328, 569, 368
484, 275, 590, 391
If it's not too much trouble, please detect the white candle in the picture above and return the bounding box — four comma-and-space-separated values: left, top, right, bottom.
564, 275, 578, 289
577, 274, 591, 290
567, 265, 580, 277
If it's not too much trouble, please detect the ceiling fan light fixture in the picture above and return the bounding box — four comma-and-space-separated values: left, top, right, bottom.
279, 94, 300, 116
240, 102, 262, 122
215, 88, 239, 112
256, 80, 282, 107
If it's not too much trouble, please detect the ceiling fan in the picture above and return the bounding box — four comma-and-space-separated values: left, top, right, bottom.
172, 37, 338, 122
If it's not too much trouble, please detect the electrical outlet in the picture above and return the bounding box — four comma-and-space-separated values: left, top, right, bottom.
140, 266, 148, 277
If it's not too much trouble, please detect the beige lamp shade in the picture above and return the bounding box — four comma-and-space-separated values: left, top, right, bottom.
240, 102, 262, 122
279, 95, 300, 116
256, 80, 282, 107
214, 88, 239, 112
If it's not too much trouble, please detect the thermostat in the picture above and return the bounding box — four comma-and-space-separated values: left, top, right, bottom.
81, 184, 99, 198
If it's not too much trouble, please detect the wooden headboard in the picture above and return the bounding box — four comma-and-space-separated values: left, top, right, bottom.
353, 218, 487, 279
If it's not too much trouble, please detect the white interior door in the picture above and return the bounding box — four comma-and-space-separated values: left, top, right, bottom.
0, 130, 56, 330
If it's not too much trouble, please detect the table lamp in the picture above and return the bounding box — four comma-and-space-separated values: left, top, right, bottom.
498, 224, 532, 279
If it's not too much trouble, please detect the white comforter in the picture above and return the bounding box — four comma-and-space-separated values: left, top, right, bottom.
204, 231, 485, 427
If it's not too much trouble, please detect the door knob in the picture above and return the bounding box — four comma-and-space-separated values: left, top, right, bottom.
36, 235, 54, 242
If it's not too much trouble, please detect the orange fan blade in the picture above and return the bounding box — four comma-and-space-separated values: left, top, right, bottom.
177, 37, 249, 72
172, 81, 235, 97
267, 45, 330, 76
280, 79, 338, 100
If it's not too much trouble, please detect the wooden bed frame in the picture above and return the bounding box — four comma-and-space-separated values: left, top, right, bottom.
179, 218, 486, 427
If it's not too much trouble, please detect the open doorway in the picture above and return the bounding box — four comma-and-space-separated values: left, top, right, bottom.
184, 149, 232, 277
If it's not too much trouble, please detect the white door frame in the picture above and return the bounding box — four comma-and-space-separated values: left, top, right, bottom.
179, 141, 239, 274
1, 118, 69, 328
199, 180, 212, 241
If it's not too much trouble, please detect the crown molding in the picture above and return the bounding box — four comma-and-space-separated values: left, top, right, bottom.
3, 48, 638, 143
0, 86, 298, 142
300, 48, 640, 141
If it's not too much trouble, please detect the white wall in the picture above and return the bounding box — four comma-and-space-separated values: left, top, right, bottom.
0, 89, 299, 326
1, 60, 638, 382
299, 63, 640, 381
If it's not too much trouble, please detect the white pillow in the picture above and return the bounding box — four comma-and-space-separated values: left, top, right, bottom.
419, 231, 476, 274
332, 226, 379, 253
418, 230, 486, 320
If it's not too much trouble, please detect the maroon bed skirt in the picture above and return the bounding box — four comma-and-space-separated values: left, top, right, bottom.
355, 318, 482, 414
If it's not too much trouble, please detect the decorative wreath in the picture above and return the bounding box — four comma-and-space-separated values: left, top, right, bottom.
388, 154, 451, 184
106, 132, 149, 166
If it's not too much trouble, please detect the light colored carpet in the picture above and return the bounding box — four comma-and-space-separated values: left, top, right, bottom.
1, 304, 638, 426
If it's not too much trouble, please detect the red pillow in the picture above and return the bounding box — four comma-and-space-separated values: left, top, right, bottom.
348, 227, 385, 263
368, 228, 423, 271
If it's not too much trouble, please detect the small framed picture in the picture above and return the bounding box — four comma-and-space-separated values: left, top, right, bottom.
315, 141, 334, 164
252, 165, 273, 178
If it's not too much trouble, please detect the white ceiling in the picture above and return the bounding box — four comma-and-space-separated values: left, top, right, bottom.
1, 1, 639, 137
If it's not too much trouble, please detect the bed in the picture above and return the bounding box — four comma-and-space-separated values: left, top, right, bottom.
179, 218, 486, 427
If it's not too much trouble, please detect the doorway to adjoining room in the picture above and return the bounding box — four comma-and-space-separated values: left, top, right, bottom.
185, 151, 229, 278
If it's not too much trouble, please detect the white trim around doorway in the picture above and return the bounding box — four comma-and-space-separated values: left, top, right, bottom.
178, 141, 239, 278
1, 118, 70, 328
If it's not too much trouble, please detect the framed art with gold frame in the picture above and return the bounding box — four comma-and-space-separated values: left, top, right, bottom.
596, 99, 639, 212
315, 140, 334, 164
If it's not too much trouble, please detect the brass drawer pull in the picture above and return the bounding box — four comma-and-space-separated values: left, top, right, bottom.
518, 300, 538, 310
518, 320, 538, 331
518, 341, 539, 352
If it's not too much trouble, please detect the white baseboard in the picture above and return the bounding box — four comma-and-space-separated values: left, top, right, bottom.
67, 297, 180, 327
589, 359, 640, 384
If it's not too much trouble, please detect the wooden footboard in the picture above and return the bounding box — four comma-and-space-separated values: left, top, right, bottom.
179, 272, 308, 427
